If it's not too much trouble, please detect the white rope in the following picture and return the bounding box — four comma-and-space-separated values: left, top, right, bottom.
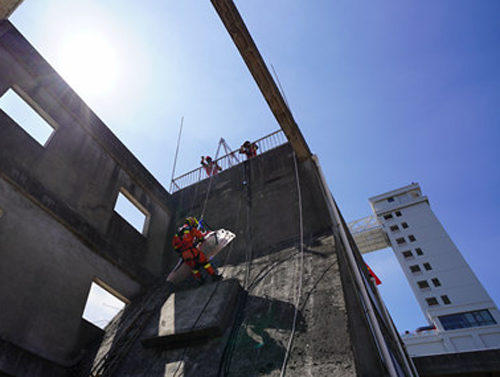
280, 151, 304, 377
200, 139, 223, 219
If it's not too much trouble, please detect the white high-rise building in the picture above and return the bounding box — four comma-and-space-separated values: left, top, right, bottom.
351, 183, 500, 356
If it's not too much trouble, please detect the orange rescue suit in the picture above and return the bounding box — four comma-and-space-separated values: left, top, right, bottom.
172, 224, 216, 279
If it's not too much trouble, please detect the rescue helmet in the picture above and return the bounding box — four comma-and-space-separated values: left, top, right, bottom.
185, 216, 199, 228
206, 156, 212, 162
244, 140, 250, 146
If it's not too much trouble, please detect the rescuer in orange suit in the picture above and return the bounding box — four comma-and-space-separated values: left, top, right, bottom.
239, 141, 258, 159
172, 217, 222, 283
201, 156, 222, 176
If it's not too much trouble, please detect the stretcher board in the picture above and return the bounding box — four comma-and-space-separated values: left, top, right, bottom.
166, 229, 236, 284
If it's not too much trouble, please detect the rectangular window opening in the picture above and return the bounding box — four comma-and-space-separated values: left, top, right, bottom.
114, 189, 150, 234
82, 279, 129, 330
383, 214, 394, 220
402, 250, 413, 259
415, 247, 424, 256
390, 225, 399, 232
417, 280, 430, 290
432, 278, 441, 287
395, 211, 402, 217
439, 309, 497, 330
441, 295, 451, 305
396, 237, 406, 245
387, 197, 395, 202
0, 88, 56, 146
410, 264, 421, 273
408, 234, 416, 242
426, 297, 439, 306
401, 222, 409, 229
423, 262, 432, 271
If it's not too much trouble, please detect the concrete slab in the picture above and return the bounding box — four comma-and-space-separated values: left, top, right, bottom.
142, 278, 241, 349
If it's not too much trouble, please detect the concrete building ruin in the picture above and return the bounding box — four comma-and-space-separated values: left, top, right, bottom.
0, 14, 415, 377
1, 1, 500, 376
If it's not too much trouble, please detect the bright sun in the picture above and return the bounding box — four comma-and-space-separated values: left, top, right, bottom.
58, 31, 119, 99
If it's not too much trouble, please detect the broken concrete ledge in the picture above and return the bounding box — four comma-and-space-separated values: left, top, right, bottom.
142, 278, 242, 350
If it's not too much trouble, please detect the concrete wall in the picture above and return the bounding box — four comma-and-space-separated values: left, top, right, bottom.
0, 21, 174, 375
0, 19, 413, 377
88, 144, 410, 376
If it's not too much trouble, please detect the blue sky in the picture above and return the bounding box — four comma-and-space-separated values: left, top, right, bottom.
9, 1, 500, 333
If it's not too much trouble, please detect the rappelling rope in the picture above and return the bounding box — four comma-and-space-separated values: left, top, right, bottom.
200, 140, 223, 220
280, 151, 304, 377
172, 164, 248, 377
218, 151, 304, 376
217, 161, 255, 376
185, 138, 223, 220
243, 161, 253, 289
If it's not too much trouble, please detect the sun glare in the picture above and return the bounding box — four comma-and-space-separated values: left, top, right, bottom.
58, 31, 119, 99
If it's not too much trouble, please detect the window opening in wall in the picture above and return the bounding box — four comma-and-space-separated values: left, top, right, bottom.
114, 189, 150, 234
441, 295, 451, 305
426, 297, 439, 306
83, 279, 128, 329
439, 309, 497, 330
402, 250, 413, 259
0, 88, 56, 146
396, 237, 406, 245
383, 214, 393, 220
408, 234, 416, 242
415, 247, 424, 256
410, 265, 421, 273
417, 280, 430, 290
401, 222, 409, 229
387, 197, 395, 202
395, 211, 402, 217
423, 263, 432, 271
432, 278, 441, 287
389, 225, 399, 232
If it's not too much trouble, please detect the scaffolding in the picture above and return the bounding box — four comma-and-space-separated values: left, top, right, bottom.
347, 215, 390, 254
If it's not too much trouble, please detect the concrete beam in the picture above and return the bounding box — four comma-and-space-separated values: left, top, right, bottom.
210, 0, 312, 161
0, 0, 23, 20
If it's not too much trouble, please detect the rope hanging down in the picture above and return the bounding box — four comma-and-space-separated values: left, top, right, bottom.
171, 162, 248, 377
280, 151, 304, 377
200, 138, 224, 219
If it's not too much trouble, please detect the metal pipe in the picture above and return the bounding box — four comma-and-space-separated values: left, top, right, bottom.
311, 154, 401, 377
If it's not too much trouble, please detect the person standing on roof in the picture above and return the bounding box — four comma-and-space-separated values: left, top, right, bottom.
172, 217, 222, 283
239, 141, 258, 159
201, 156, 222, 176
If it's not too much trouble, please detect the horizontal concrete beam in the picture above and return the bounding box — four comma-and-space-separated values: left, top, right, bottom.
0, 0, 23, 20
211, 0, 312, 161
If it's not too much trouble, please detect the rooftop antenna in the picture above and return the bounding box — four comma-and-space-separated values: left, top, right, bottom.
169, 117, 184, 193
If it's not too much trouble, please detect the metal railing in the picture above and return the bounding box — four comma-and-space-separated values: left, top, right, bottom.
171, 130, 287, 192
